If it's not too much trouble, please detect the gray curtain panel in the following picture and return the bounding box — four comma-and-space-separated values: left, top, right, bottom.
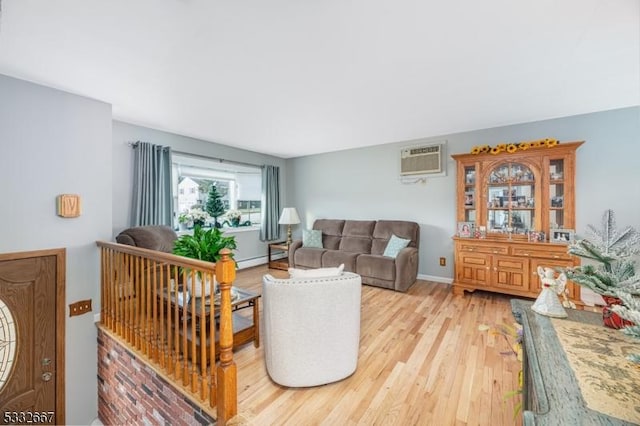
260, 165, 281, 241
131, 141, 173, 227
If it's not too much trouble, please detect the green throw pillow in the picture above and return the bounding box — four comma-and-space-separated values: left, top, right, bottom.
302, 229, 323, 248
383, 234, 410, 258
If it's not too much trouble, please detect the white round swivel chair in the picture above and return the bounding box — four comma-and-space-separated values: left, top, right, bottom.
262, 272, 362, 387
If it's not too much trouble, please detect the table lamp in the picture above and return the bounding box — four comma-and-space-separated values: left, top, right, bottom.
278, 207, 300, 244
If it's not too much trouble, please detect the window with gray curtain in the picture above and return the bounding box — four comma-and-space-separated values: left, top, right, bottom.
131, 141, 173, 227
260, 165, 280, 241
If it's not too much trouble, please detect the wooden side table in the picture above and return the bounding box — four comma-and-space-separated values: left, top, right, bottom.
268, 242, 289, 270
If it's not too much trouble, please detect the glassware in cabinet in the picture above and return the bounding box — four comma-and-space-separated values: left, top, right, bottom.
464, 165, 476, 222
549, 158, 565, 229
486, 162, 535, 236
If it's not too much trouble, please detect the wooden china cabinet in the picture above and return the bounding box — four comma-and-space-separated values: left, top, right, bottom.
451, 141, 583, 301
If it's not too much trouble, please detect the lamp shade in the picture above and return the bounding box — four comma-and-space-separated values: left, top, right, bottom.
278, 207, 300, 225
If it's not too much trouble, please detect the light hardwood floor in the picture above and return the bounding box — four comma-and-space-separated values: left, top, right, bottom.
230, 266, 523, 426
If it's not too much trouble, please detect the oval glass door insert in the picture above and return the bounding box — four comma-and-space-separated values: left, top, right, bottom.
0, 298, 17, 391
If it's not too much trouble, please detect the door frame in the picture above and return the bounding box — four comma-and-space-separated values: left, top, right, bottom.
0, 248, 65, 424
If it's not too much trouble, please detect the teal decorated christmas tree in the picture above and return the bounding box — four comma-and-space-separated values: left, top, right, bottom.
205, 184, 226, 228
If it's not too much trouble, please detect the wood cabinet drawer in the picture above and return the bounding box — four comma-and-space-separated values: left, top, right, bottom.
511, 246, 572, 260
459, 243, 508, 255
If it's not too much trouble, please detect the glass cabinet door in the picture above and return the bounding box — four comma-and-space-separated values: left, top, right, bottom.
464, 165, 476, 222
486, 162, 535, 235
549, 158, 565, 229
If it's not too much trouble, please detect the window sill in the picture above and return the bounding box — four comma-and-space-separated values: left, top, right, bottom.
176, 225, 261, 237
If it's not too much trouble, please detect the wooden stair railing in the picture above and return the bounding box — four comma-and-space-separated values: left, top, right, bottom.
96, 241, 237, 425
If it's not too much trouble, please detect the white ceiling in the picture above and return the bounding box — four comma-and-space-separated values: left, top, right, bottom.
0, 0, 638, 158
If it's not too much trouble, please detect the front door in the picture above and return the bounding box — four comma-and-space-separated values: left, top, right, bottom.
0, 249, 64, 425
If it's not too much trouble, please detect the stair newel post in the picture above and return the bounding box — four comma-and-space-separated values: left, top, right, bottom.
215, 248, 238, 425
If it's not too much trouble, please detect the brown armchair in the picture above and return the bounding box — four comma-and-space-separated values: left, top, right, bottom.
115, 226, 178, 252
114, 226, 179, 297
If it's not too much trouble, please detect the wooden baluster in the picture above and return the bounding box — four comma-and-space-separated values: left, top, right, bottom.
144, 257, 151, 356
122, 254, 131, 342
190, 269, 198, 393
173, 267, 181, 380
112, 249, 117, 331
100, 248, 107, 327
130, 254, 135, 347
135, 255, 142, 351
181, 268, 189, 386
113, 252, 119, 334
113, 249, 118, 330
111, 249, 117, 330
137, 256, 143, 352
107, 248, 112, 329
125, 253, 132, 344
209, 268, 217, 409
159, 263, 166, 369
199, 270, 209, 402
140, 257, 146, 356
215, 249, 238, 423
115, 252, 122, 336
129, 253, 135, 343
120, 253, 126, 339
120, 252, 125, 336
151, 259, 158, 363
100, 248, 106, 326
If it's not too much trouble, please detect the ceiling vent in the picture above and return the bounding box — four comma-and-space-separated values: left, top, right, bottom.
400, 143, 443, 176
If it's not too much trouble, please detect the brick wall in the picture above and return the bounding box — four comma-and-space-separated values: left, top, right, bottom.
97, 328, 216, 425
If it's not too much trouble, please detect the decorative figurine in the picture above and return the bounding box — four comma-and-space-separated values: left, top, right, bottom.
531, 266, 568, 318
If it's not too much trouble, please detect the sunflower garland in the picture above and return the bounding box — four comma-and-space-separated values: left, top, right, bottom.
470, 145, 491, 155
470, 138, 559, 155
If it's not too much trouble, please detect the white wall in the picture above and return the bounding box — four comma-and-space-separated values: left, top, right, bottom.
112, 120, 288, 263
286, 107, 640, 281
0, 74, 112, 424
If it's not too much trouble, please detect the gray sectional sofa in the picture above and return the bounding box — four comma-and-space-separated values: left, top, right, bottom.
288, 219, 420, 292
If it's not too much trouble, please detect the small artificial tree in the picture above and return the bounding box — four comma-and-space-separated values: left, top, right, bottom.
564, 209, 640, 363
205, 183, 226, 228
564, 210, 640, 298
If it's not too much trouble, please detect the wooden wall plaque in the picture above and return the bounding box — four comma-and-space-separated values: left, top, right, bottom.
56, 194, 81, 218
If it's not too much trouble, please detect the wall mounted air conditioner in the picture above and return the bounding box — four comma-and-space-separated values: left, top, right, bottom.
400, 143, 443, 176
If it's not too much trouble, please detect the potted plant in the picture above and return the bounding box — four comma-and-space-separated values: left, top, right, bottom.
177, 211, 192, 230
189, 208, 210, 228
172, 225, 237, 297
225, 209, 242, 227
564, 209, 640, 328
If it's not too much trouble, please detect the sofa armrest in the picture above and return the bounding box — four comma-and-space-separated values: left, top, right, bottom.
288, 240, 303, 267
394, 246, 419, 292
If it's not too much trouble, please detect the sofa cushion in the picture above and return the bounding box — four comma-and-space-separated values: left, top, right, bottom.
383, 234, 411, 258
303, 229, 323, 248
343, 220, 376, 237
313, 219, 345, 236
339, 237, 372, 254
293, 247, 325, 269
356, 254, 396, 281
289, 264, 344, 278
321, 250, 359, 272
372, 220, 419, 255
313, 219, 345, 250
